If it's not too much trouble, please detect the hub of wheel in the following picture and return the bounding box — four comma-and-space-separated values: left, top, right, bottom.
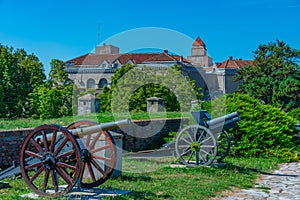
81, 149, 92, 162
42, 152, 56, 169
190, 141, 200, 152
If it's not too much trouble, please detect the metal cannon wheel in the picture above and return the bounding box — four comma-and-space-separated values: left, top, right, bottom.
175, 125, 217, 166
216, 131, 231, 162
20, 125, 81, 197
67, 120, 116, 188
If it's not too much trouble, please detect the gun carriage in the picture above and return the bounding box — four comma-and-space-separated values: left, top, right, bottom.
0, 119, 130, 197
175, 110, 241, 166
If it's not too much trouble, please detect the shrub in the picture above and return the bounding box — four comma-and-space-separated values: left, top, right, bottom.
288, 107, 300, 120
204, 93, 299, 161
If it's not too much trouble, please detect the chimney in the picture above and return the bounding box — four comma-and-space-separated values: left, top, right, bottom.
164, 49, 168, 54
229, 56, 233, 61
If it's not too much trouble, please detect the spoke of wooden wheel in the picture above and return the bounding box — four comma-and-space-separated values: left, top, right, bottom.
185, 130, 194, 142
200, 149, 212, 158
51, 170, 59, 192
90, 144, 110, 154
199, 136, 213, 145
56, 162, 77, 171
43, 169, 50, 192
50, 130, 57, 152
25, 150, 42, 159
42, 130, 49, 152
30, 138, 44, 153
80, 162, 86, 181
201, 145, 215, 148
53, 137, 68, 156
193, 127, 198, 141
187, 151, 194, 163
55, 166, 72, 185
178, 144, 190, 149
180, 148, 192, 157
86, 135, 91, 147
91, 155, 111, 162
25, 161, 43, 170
198, 151, 206, 162
181, 137, 192, 145
86, 162, 96, 182
56, 150, 75, 160
196, 130, 205, 143
30, 166, 44, 182
88, 132, 102, 150
90, 158, 106, 176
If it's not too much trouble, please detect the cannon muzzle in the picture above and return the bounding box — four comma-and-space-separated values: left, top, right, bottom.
206, 112, 241, 133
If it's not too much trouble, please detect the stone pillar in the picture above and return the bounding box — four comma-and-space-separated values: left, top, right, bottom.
147, 97, 164, 112
78, 94, 100, 115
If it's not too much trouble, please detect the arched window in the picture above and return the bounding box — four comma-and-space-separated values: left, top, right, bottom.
98, 78, 108, 89
87, 79, 95, 88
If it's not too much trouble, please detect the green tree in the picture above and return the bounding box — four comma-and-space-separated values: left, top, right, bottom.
235, 40, 300, 111
27, 59, 76, 119
48, 59, 69, 86
0, 44, 46, 118
100, 64, 202, 112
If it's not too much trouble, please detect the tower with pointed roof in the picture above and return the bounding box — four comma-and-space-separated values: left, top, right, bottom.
187, 36, 213, 67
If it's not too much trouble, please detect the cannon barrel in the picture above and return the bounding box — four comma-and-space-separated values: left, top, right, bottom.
35, 119, 131, 142
206, 112, 240, 133
70, 118, 131, 137
206, 112, 239, 127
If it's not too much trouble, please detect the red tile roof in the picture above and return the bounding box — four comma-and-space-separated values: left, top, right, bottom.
193, 36, 206, 47
66, 54, 120, 65
65, 52, 191, 66
217, 56, 253, 69
117, 53, 159, 64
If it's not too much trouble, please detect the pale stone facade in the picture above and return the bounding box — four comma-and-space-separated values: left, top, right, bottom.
65, 37, 252, 98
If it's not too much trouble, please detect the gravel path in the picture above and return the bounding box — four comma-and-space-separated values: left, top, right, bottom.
221, 161, 300, 200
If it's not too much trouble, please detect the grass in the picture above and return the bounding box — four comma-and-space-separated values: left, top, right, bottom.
0, 157, 281, 200
0, 112, 194, 131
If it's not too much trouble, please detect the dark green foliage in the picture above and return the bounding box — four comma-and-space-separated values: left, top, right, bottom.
235, 40, 300, 112
0, 44, 46, 118
288, 107, 300, 120
204, 93, 299, 161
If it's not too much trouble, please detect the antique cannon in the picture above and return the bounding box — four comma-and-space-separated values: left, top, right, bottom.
1, 119, 130, 197
175, 110, 241, 166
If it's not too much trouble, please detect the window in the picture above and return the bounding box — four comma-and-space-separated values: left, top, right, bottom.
87, 79, 95, 88
98, 78, 108, 89
102, 63, 107, 68
113, 63, 118, 68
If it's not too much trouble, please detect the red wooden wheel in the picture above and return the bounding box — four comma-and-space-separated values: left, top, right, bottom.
20, 125, 81, 197
67, 120, 116, 188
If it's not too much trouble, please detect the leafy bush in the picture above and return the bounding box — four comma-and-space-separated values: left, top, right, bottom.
204, 93, 299, 161
288, 107, 300, 120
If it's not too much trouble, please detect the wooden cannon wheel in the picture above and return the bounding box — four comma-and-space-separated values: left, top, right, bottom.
67, 120, 116, 188
175, 125, 217, 166
216, 131, 231, 162
20, 125, 82, 197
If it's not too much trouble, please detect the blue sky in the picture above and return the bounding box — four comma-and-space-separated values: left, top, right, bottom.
0, 0, 299, 75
